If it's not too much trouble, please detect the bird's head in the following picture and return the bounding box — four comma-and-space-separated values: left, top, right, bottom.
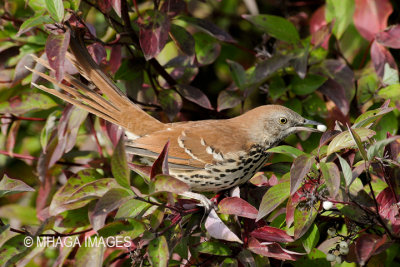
239, 105, 327, 146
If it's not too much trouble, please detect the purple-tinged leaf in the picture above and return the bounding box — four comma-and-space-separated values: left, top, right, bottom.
161, 0, 186, 17
353, 0, 392, 41
169, 24, 195, 57
218, 197, 258, 219
376, 25, 400, 48
176, 84, 213, 109
98, 0, 112, 13
87, 43, 107, 65
138, 11, 171, 60
370, 40, 398, 78
151, 141, 170, 179
32, 53, 49, 84
109, 45, 122, 74
353, 100, 394, 128
384, 132, 400, 162
75, 236, 105, 266
152, 174, 189, 194
5, 120, 20, 156
257, 180, 290, 221
205, 209, 243, 243
327, 128, 376, 155
0, 94, 57, 115
310, 6, 331, 49
217, 90, 242, 112
248, 237, 304, 261
376, 188, 400, 234
159, 89, 182, 121
180, 16, 235, 43
91, 188, 132, 231
290, 154, 315, 195
250, 226, 294, 243
111, 0, 121, 17
102, 120, 124, 147
294, 201, 320, 239
45, 0, 64, 22
319, 130, 341, 147
320, 162, 340, 197
128, 163, 152, 180
148, 236, 169, 266
252, 54, 294, 85
0, 175, 35, 198
111, 136, 130, 188
355, 234, 388, 266
11, 54, 35, 87
45, 29, 70, 82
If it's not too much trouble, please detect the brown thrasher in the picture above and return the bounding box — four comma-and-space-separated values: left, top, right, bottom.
27, 31, 326, 208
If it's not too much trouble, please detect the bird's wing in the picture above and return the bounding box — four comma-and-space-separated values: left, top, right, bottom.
126, 121, 250, 170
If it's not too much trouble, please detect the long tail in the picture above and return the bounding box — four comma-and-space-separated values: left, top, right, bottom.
26, 29, 165, 137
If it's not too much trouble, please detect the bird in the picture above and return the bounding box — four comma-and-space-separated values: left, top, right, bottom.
27, 30, 326, 209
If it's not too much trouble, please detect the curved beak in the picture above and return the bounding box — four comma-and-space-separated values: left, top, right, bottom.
294, 119, 327, 133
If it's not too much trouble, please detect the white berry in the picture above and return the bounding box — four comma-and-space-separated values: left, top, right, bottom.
326, 253, 336, 262
323, 201, 333, 210
340, 246, 349, 255
339, 241, 348, 249
317, 124, 327, 132
336, 256, 343, 264
327, 227, 336, 236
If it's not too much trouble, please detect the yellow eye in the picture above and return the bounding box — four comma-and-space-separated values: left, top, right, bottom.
279, 117, 288, 124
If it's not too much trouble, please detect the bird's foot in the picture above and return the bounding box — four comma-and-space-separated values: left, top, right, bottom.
179, 191, 216, 214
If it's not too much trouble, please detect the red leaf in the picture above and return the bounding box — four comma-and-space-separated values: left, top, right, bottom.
355, 234, 388, 266
138, 11, 171, 60
370, 40, 398, 78
128, 162, 152, 178
160, 0, 186, 17
98, 0, 112, 13
250, 226, 294, 243
218, 197, 258, 219
150, 141, 170, 179
248, 237, 304, 261
290, 154, 315, 195
101, 120, 124, 147
376, 187, 400, 234
109, 45, 122, 74
11, 53, 35, 87
376, 25, 400, 48
45, 29, 71, 82
87, 43, 107, 65
176, 84, 213, 110
309, 6, 330, 49
353, 0, 393, 41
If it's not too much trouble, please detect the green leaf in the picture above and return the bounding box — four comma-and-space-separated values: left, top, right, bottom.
266, 145, 305, 158
0, 204, 39, 225
17, 14, 52, 36
45, 0, 64, 22
337, 154, 353, 186
98, 219, 145, 240
227, 59, 247, 90
378, 84, 400, 101
196, 241, 232, 256
0, 93, 57, 115
169, 24, 195, 56
367, 136, 400, 160
291, 74, 327, 95
243, 14, 300, 44
0, 175, 34, 197
382, 63, 399, 85
301, 224, 320, 253
115, 199, 151, 219
327, 128, 376, 155
302, 93, 328, 116
194, 32, 220, 65
75, 239, 105, 266
111, 137, 130, 188
347, 125, 368, 160
148, 236, 169, 267
294, 201, 320, 239
0, 235, 30, 266
353, 104, 394, 128
268, 75, 288, 100
257, 180, 290, 221
325, 0, 355, 39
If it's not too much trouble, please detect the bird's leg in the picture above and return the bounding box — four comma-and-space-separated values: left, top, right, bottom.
179, 191, 215, 213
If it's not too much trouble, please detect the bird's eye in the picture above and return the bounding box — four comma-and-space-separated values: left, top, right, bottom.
279, 117, 288, 124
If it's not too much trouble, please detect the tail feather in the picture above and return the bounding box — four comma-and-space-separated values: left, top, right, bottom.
27, 29, 165, 136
